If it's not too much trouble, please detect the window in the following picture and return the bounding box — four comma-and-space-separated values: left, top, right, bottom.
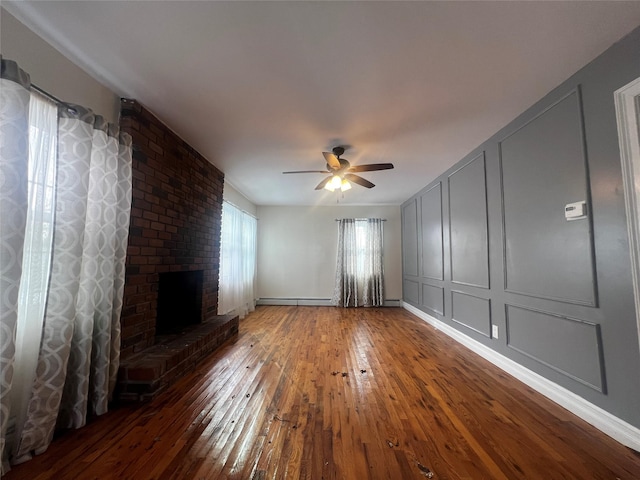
218, 201, 257, 317
332, 218, 384, 307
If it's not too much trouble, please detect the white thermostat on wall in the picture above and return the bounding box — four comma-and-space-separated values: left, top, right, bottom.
564, 201, 587, 221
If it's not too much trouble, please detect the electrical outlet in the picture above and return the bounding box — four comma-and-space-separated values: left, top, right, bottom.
492, 325, 499, 339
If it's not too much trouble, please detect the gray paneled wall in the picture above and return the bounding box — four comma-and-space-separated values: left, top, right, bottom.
421, 283, 444, 316
500, 89, 597, 306
402, 200, 419, 277
451, 291, 492, 338
448, 153, 490, 289
401, 27, 640, 428
505, 305, 605, 393
420, 183, 444, 281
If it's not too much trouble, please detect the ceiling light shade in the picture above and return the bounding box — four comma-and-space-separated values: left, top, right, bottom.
324, 177, 336, 191
324, 175, 341, 191
325, 175, 351, 193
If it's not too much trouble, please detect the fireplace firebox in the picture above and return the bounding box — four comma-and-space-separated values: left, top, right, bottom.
156, 270, 204, 335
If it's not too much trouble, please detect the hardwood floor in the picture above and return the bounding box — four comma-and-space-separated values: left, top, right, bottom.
5, 306, 640, 479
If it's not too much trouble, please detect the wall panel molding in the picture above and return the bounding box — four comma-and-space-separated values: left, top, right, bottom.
421, 283, 444, 316
420, 182, 444, 281
505, 304, 605, 393
403, 279, 420, 305
451, 290, 491, 337
402, 200, 419, 277
499, 87, 597, 307
448, 152, 490, 289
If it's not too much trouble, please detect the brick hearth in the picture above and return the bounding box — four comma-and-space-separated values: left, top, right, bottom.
117, 314, 238, 402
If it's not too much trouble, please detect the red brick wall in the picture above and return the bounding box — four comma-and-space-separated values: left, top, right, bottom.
119, 99, 224, 359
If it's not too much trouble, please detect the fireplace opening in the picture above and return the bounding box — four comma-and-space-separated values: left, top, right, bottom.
156, 270, 204, 335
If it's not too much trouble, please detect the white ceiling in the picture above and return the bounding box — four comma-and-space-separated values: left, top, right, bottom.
6, 1, 640, 206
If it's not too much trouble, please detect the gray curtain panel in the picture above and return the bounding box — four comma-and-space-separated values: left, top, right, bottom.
14, 105, 132, 463
332, 218, 384, 307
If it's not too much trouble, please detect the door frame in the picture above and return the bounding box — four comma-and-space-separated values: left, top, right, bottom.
614, 76, 640, 355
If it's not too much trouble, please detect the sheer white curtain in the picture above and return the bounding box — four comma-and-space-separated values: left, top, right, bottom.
218, 201, 257, 318
11, 90, 58, 461
332, 218, 385, 307
0, 57, 133, 470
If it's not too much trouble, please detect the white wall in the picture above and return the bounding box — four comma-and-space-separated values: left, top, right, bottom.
0, 8, 120, 122
257, 205, 402, 301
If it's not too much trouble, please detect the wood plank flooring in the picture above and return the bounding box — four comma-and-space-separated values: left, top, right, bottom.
5, 306, 640, 479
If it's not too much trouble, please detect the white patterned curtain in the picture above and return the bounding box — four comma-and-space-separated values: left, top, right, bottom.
0, 57, 133, 469
218, 201, 257, 318
331, 218, 384, 307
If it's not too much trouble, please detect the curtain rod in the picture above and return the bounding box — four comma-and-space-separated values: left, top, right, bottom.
223, 200, 258, 220
31, 83, 78, 113
335, 218, 386, 221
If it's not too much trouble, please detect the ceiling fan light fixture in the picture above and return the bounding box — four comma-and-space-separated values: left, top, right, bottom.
325, 175, 343, 192
288, 147, 394, 192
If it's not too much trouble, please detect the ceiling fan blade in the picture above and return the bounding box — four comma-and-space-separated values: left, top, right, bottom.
345, 173, 375, 188
283, 170, 331, 174
347, 163, 394, 173
322, 151, 341, 170
315, 176, 332, 190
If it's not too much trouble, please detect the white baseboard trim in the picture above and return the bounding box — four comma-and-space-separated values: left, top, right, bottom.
257, 298, 333, 306
297, 298, 333, 306
384, 299, 402, 307
257, 298, 402, 307
403, 302, 640, 452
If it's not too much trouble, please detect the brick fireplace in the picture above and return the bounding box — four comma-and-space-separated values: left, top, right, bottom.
117, 99, 237, 400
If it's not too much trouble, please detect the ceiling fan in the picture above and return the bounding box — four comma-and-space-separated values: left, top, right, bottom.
283, 146, 394, 192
